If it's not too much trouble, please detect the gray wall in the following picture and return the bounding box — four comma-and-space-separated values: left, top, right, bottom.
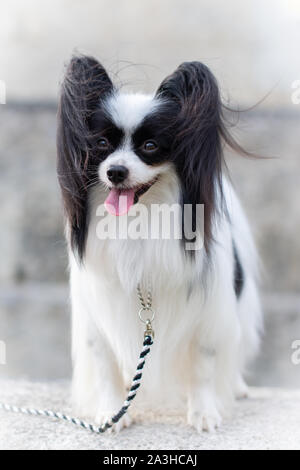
0, 0, 299, 386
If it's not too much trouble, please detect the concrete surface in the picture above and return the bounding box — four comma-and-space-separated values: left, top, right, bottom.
0, 282, 71, 380
0, 380, 300, 450
0, 105, 66, 284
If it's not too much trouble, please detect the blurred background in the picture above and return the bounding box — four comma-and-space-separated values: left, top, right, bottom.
0, 0, 299, 387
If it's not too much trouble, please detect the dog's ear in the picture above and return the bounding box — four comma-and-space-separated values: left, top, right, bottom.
156, 62, 226, 253
57, 55, 113, 259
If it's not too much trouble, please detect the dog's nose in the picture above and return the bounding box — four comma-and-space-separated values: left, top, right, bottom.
107, 165, 129, 184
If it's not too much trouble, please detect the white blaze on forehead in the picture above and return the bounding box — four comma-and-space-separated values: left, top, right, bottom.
103, 92, 159, 132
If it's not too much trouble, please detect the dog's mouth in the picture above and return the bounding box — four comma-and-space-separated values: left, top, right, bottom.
104, 178, 158, 216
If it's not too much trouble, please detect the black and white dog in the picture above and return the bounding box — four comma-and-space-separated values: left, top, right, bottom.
57, 55, 262, 432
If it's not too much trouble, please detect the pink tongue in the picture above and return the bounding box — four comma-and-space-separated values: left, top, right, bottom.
104, 188, 135, 216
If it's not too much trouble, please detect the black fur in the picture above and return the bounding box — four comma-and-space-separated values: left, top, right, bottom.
233, 241, 244, 298
90, 111, 124, 152
155, 62, 228, 252
132, 102, 178, 165
57, 55, 114, 259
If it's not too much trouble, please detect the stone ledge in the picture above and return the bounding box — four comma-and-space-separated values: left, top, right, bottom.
0, 380, 300, 450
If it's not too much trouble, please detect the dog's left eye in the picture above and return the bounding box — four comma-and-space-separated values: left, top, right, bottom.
143, 140, 158, 152
98, 137, 110, 150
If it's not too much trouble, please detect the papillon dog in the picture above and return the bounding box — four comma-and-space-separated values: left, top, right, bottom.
57, 55, 262, 432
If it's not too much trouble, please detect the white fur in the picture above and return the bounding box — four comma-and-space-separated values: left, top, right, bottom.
104, 92, 158, 131
68, 93, 262, 433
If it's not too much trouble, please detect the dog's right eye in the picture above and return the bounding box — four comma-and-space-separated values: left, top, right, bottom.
98, 137, 110, 150
142, 140, 158, 152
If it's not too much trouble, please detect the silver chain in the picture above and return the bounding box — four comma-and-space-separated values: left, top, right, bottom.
137, 282, 152, 309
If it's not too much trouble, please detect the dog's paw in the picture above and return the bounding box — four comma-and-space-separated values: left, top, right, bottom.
234, 375, 249, 400
188, 405, 222, 433
188, 388, 222, 433
95, 409, 133, 433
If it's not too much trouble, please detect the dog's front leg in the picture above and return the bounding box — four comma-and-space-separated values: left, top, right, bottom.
187, 345, 222, 433
72, 309, 132, 432
91, 335, 132, 432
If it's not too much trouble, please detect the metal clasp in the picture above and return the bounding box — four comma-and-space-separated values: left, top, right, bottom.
138, 306, 155, 323
138, 307, 155, 339
144, 319, 155, 339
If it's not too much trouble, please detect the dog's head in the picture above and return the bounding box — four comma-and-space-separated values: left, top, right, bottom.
57, 55, 234, 259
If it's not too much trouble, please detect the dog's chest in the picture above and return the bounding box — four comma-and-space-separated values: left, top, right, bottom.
83, 202, 205, 401
85, 271, 198, 405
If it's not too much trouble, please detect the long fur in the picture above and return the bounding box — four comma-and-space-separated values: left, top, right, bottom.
57, 55, 262, 432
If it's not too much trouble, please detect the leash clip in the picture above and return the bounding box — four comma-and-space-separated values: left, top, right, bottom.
138, 306, 155, 339
144, 319, 155, 339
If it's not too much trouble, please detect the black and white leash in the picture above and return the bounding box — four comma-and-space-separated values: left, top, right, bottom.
0, 284, 154, 434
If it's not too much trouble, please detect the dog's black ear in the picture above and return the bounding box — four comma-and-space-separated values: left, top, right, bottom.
57, 55, 113, 259
156, 62, 226, 254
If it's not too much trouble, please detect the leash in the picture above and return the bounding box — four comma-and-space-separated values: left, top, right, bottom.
0, 283, 154, 434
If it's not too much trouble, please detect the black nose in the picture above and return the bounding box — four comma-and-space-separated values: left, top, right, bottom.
107, 165, 129, 184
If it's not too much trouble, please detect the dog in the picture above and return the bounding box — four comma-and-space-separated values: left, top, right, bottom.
57, 55, 262, 432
